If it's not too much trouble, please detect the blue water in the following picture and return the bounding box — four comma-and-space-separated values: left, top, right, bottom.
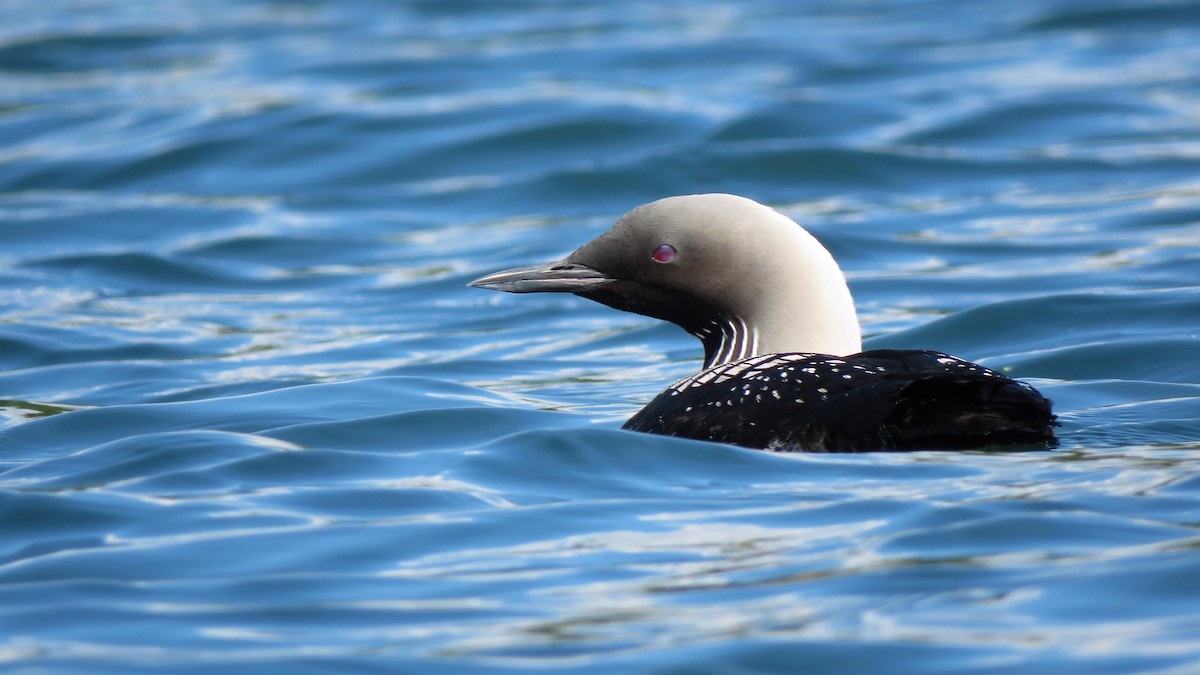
3, 0, 1200, 672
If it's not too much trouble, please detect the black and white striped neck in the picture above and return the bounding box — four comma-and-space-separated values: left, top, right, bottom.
694, 315, 761, 369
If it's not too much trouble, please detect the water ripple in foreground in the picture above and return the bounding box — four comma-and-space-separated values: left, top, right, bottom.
4, 0, 1200, 672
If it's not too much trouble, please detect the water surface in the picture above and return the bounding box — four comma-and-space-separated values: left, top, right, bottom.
3, 1, 1200, 672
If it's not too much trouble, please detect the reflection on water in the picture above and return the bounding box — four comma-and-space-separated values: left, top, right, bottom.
2, 0, 1200, 672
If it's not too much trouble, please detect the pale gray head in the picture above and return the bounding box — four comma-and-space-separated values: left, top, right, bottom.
470, 193, 862, 368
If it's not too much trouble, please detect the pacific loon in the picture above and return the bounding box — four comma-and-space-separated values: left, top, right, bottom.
470, 194, 1057, 452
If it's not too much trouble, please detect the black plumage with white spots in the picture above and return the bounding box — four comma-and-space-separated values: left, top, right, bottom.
623, 350, 1058, 452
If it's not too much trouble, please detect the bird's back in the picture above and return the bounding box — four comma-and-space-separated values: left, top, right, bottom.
622, 350, 1058, 452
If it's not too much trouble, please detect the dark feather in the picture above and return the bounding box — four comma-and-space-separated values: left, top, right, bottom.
622, 350, 1058, 452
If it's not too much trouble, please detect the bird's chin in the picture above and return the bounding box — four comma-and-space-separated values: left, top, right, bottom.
468, 261, 616, 294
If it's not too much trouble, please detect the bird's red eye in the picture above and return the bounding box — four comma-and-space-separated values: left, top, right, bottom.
652, 244, 676, 263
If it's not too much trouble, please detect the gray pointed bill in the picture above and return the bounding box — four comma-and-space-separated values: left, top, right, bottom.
469, 261, 615, 294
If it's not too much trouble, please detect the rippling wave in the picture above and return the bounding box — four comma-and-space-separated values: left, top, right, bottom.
3, 0, 1200, 672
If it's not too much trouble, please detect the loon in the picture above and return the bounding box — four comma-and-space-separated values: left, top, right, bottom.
470, 194, 1058, 452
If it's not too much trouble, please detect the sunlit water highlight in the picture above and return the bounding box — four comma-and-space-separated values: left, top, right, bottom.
3, 1, 1200, 672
